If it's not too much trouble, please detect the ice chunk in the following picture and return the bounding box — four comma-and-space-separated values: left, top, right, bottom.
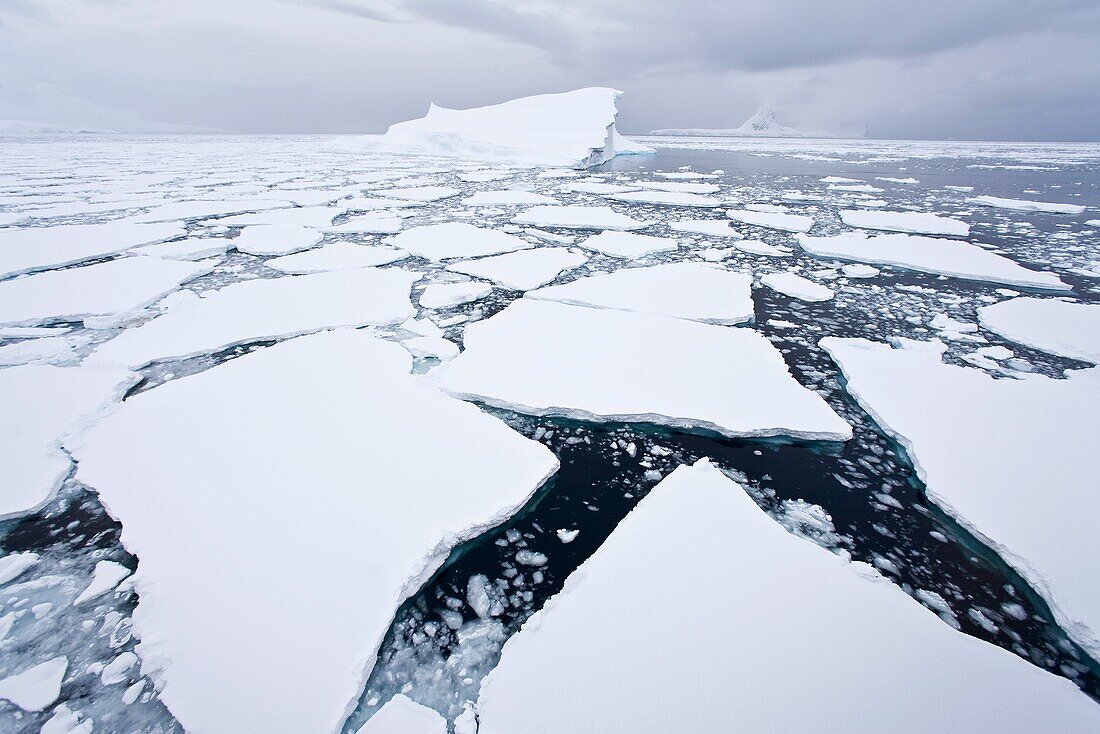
577, 231, 678, 259
668, 219, 743, 238
477, 460, 1100, 733
967, 196, 1086, 215
0, 221, 185, 277
462, 191, 558, 206
528, 262, 753, 324
761, 272, 834, 302
1, 364, 135, 516
733, 240, 791, 256
821, 337, 1100, 658
325, 216, 404, 235
635, 181, 720, 194
0, 256, 211, 326
356, 694, 447, 734
978, 298, 1100, 363
232, 224, 322, 256
726, 209, 814, 233
73, 330, 557, 734
386, 223, 531, 261
89, 268, 417, 368
445, 248, 588, 291
877, 177, 920, 184
434, 299, 851, 441
840, 209, 969, 237
0, 657, 67, 711
375, 88, 651, 168
211, 205, 346, 229
842, 263, 880, 278
419, 281, 493, 309
266, 243, 408, 273
797, 232, 1069, 290
101, 651, 139, 686
606, 191, 721, 208
511, 205, 654, 231
40, 703, 92, 734
73, 560, 132, 606
0, 552, 39, 586
556, 529, 579, 544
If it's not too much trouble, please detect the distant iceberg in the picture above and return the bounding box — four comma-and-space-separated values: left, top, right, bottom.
650, 106, 865, 138
373, 88, 653, 168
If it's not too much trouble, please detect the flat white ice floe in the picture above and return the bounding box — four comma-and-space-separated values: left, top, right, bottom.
266, 243, 408, 273
606, 191, 721, 208
386, 222, 531, 261
0, 657, 68, 711
434, 299, 850, 440
797, 232, 1069, 290
375, 88, 652, 168
733, 240, 791, 257
89, 268, 417, 368
419, 281, 493, 309
475, 460, 1100, 734
211, 205, 346, 229
325, 216, 404, 235
528, 262, 753, 324
128, 199, 293, 223
0, 256, 212, 325
462, 191, 558, 206
131, 237, 230, 260
73, 330, 557, 734
760, 272, 835, 302
668, 219, 743, 238
577, 231, 678, 258
977, 297, 1100, 363
357, 694, 447, 734
373, 186, 460, 202
821, 337, 1100, 659
967, 195, 1086, 215
840, 209, 970, 237
726, 208, 814, 233
445, 248, 588, 290
73, 560, 132, 606
511, 205, 654, 231
0, 364, 135, 517
232, 224, 323, 256
0, 221, 185, 277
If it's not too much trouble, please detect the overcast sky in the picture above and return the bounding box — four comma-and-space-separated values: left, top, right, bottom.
2, 0, 1099, 139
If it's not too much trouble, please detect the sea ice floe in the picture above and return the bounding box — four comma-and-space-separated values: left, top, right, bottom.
419, 281, 493, 309
128, 199, 292, 223
401, 335, 459, 361
72, 329, 557, 734
210, 205, 346, 229
796, 232, 1069, 290
877, 177, 920, 184
475, 460, 1100, 734
342, 196, 424, 211
386, 222, 532, 261
668, 219, 743, 238
606, 191, 721, 207
131, 237, 230, 260
0, 221, 185, 278
0, 334, 90, 366
0, 657, 68, 712
840, 209, 970, 237
434, 299, 851, 440
231, 224, 323, 256
576, 230, 679, 259
89, 268, 417, 368
457, 170, 517, 183
634, 181, 720, 194
527, 262, 753, 324
559, 181, 637, 195
0, 364, 135, 516
733, 240, 791, 257
760, 272, 834, 302
977, 297, 1100, 363
445, 248, 588, 290
356, 694, 447, 734
325, 216, 404, 235
967, 196, 1086, 215
821, 337, 1100, 659
266, 243, 408, 273
73, 560, 133, 606
726, 208, 814, 233
511, 205, 654, 231
375, 186, 460, 202
0, 552, 40, 586
462, 191, 558, 206
0, 256, 212, 326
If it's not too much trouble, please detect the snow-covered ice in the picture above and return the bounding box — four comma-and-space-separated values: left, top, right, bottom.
577, 230, 678, 258
668, 219, 743, 238
528, 262, 754, 324
967, 196, 1086, 215
475, 460, 1100, 734
797, 232, 1069, 290
73, 329, 558, 734
445, 248, 588, 290
0, 221, 185, 278
73, 560, 133, 606
89, 268, 417, 368
0, 657, 67, 712
840, 209, 970, 237
231, 224, 323, 256
356, 694, 447, 734
131, 237, 230, 260
462, 191, 558, 206
760, 272, 835, 302
266, 243, 408, 273
434, 299, 851, 440
386, 222, 531, 261
373, 186, 460, 202
977, 298, 1100, 363
325, 216, 404, 235
726, 208, 814, 233
822, 337, 1100, 658
511, 205, 654, 231
606, 191, 721, 208
419, 281, 493, 309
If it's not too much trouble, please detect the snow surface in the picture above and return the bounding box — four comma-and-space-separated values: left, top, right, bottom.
266, 243, 408, 273
760, 272, 835, 302
476, 460, 1100, 734
977, 298, 1100, 364
374, 186, 460, 203
511, 205, 654, 231
434, 299, 850, 440
577, 231, 678, 258
131, 237, 230, 260
606, 191, 721, 208
386, 223, 531, 261
462, 191, 558, 206
89, 268, 417, 368
0, 364, 135, 516
210, 205, 346, 229
356, 694, 447, 734
72, 329, 558, 734
0, 256, 211, 326
840, 209, 970, 237
668, 219, 743, 238
325, 216, 404, 235
967, 196, 1086, 215
376, 88, 652, 168
527, 263, 753, 324
0, 657, 67, 712
726, 208, 814, 233
419, 281, 493, 309
821, 337, 1100, 658
0, 221, 185, 278
796, 232, 1069, 290
231, 224, 323, 256
445, 248, 588, 291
